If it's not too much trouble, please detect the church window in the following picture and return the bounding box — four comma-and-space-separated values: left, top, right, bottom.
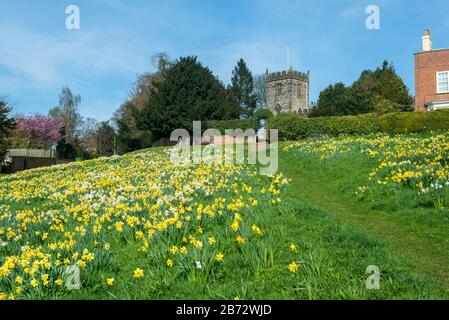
276, 84, 282, 97
297, 84, 302, 98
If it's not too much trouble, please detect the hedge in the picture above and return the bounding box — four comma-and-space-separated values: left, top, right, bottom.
268, 113, 379, 140
206, 119, 258, 134
378, 109, 449, 133
268, 109, 449, 141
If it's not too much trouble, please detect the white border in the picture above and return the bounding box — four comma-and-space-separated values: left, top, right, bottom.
437, 71, 449, 94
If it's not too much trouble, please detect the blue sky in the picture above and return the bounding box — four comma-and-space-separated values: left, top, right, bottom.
1, 0, 449, 121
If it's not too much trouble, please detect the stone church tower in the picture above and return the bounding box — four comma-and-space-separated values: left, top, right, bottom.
266, 68, 310, 116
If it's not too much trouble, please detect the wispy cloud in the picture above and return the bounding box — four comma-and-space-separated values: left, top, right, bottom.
0, 23, 148, 91
0, 0, 443, 120
339, 4, 364, 18
203, 38, 301, 84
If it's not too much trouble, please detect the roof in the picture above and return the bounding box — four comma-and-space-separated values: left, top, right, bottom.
266, 69, 309, 82
415, 48, 449, 55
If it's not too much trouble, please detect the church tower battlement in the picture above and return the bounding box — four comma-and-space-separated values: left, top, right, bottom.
266, 68, 310, 116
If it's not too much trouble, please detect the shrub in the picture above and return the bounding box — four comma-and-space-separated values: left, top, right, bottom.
206, 119, 258, 134
378, 109, 449, 133
270, 110, 449, 141
268, 113, 380, 140
323, 114, 380, 136
208, 109, 449, 141
254, 108, 273, 121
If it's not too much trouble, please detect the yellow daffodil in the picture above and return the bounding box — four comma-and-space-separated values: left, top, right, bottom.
215, 252, 224, 263
208, 237, 216, 245
134, 268, 144, 279
290, 243, 297, 252
236, 236, 246, 245
288, 262, 299, 273
30, 279, 39, 288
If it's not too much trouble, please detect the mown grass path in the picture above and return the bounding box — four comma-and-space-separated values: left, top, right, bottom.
280, 154, 449, 292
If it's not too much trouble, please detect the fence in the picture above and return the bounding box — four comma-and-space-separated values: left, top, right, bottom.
10, 156, 57, 173
3, 149, 63, 173
7, 149, 56, 158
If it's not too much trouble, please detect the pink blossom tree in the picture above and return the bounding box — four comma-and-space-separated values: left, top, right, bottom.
18, 114, 64, 149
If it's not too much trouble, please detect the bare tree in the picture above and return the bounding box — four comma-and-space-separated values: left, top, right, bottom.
94, 121, 116, 156
113, 53, 172, 154
58, 87, 81, 144
151, 52, 172, 73
129, 52, 172, 107
253, 74, 267, 109
78, 117, 99, 152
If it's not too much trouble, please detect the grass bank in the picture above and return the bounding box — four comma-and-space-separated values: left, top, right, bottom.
0, 139, 447, 299
279, 133, 449, 294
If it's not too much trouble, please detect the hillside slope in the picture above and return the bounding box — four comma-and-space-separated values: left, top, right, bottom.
0, 145, 447, 299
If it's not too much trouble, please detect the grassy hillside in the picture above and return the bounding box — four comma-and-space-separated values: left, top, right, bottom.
281, 132, 449, 292
0, 136, 448, 300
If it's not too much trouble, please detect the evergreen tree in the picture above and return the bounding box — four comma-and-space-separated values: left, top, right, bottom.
137, 56, 240, 140
343, 82, 373, 115
0, 100, 16, 167
311, 60, 413, 117
372, 61, 414, 112
310, 83, 348, 117
230, 59, 256, 118
114, 101, 152, 154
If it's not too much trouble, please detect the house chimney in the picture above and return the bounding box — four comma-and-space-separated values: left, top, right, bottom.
422, 29, 433, 52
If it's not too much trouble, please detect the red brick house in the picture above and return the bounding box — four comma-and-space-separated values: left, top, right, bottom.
415, 29, 449, 111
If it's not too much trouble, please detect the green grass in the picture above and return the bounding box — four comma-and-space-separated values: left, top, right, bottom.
55, 191, 447, 300
280, 140, 449, 294
47, 156, 449, 299
1, 140, 448, 300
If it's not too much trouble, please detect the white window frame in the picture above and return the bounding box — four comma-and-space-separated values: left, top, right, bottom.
437, 71, 449, 94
